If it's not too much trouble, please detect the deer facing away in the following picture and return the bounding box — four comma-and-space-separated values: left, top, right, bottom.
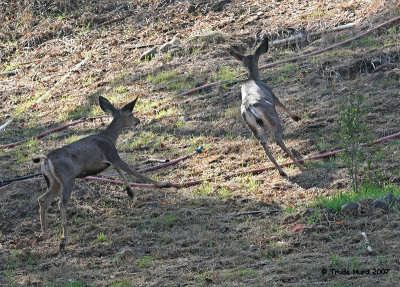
228, 35, 305, 176
33, 96, 171, 250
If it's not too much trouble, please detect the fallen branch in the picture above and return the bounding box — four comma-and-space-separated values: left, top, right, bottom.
0, 68, 29, 77
0, 119, 12, 132
214, 209, 283, 219
34, 56, 90, 104
178, 16, 400, 97
95, 12, 133, 27
270, 23, 356, 47
126, 43, 163, 50
0, 115, 109, 149
361, 232, 373, 253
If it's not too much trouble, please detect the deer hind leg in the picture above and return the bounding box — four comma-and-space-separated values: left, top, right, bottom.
58, 179, 74, 251
38, 175, 60, 240
273, 96, 301, 122
244, 115, 287, 176
274, 130, 305, 172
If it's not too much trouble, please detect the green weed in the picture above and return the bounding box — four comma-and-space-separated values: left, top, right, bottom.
15, 137, 39, 163
163, 214, 180, 226
95, 232, 106, 242
63, 280, 86, 287
111, 279, 132, 287
215, 66, 239, 83
316, 184, 400, 212
146, 70, 178, 84
193, 181, 214, 196
138, 255, 155, 268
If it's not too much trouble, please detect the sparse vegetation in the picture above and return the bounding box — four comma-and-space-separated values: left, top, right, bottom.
1, 1, 400, 287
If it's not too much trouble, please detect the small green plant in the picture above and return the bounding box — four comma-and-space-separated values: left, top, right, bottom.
138, 255, 155, 268
2, 270, 13, 277
26, 255, 37, 266
330, 254, 345, 266
114, 85, 128, 94
240, 174, 260, 193
15, 137, 40, 162
217, 187, 233, 199
111, 279, 132, 287
215, 66, 239, 88
335, 94, 370, 192
163, 214, 180, 226
63, 280, 86, 287
193, 181, 214, 196
95, 232, 106, 242
146, 70, 178, 84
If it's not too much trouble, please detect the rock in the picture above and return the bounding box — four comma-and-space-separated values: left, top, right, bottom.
302, 208, 315, 217
159, 42, 172, 53
189, 31, 224, 43
340, 201, 361, 214
383, 193, 398, 203
116, 247, 135, 259
371, 199, 389, 209
140, 48, 156, 61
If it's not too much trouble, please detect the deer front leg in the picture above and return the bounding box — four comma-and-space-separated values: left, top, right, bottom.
111, 159, 172, 188
114, 167, 135, 198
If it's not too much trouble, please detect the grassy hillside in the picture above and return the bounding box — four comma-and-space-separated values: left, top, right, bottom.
1, 1, 400, 286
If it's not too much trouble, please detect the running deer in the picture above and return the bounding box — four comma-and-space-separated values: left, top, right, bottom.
228, 35, 305, 176
33, 96, 171, 250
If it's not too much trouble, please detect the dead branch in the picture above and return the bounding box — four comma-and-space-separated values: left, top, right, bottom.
35, 56, 89, 104
214, 209, 283, 219
95, 12, 133, 27
0, 119, 13, 132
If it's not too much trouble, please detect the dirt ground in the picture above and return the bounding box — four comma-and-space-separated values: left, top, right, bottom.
1, 0, 400, 286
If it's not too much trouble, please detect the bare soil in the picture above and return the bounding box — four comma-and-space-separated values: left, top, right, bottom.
1, 1, 400, 286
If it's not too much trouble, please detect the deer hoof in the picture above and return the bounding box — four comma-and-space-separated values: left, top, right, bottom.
291, 115, 301, 122
279, 171, 288, 177
126, 186, 134, 198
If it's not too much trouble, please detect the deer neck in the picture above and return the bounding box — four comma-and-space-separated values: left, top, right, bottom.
101, 116, 124, 144
247, 61, 260, 81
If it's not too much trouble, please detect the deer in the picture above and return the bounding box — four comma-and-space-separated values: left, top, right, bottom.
32, 96, 171, 250
228, 34, 305, 176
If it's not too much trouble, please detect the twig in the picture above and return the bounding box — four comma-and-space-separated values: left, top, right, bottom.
270, 23, 356, 47
361, 232, 373, 253
95, 12, 133, 27
141, 158, 170, 164
0, 68, 29, 77
0, 119, 12, 132
214, 209, 283, 219
126, 43, 162, 50
35, 56, 90, 104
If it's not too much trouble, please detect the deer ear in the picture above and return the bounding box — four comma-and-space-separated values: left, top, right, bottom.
122, 97, 138, 113
254, 35, 269, 58
99, 96, 117, 115
228, 49, 243, 62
